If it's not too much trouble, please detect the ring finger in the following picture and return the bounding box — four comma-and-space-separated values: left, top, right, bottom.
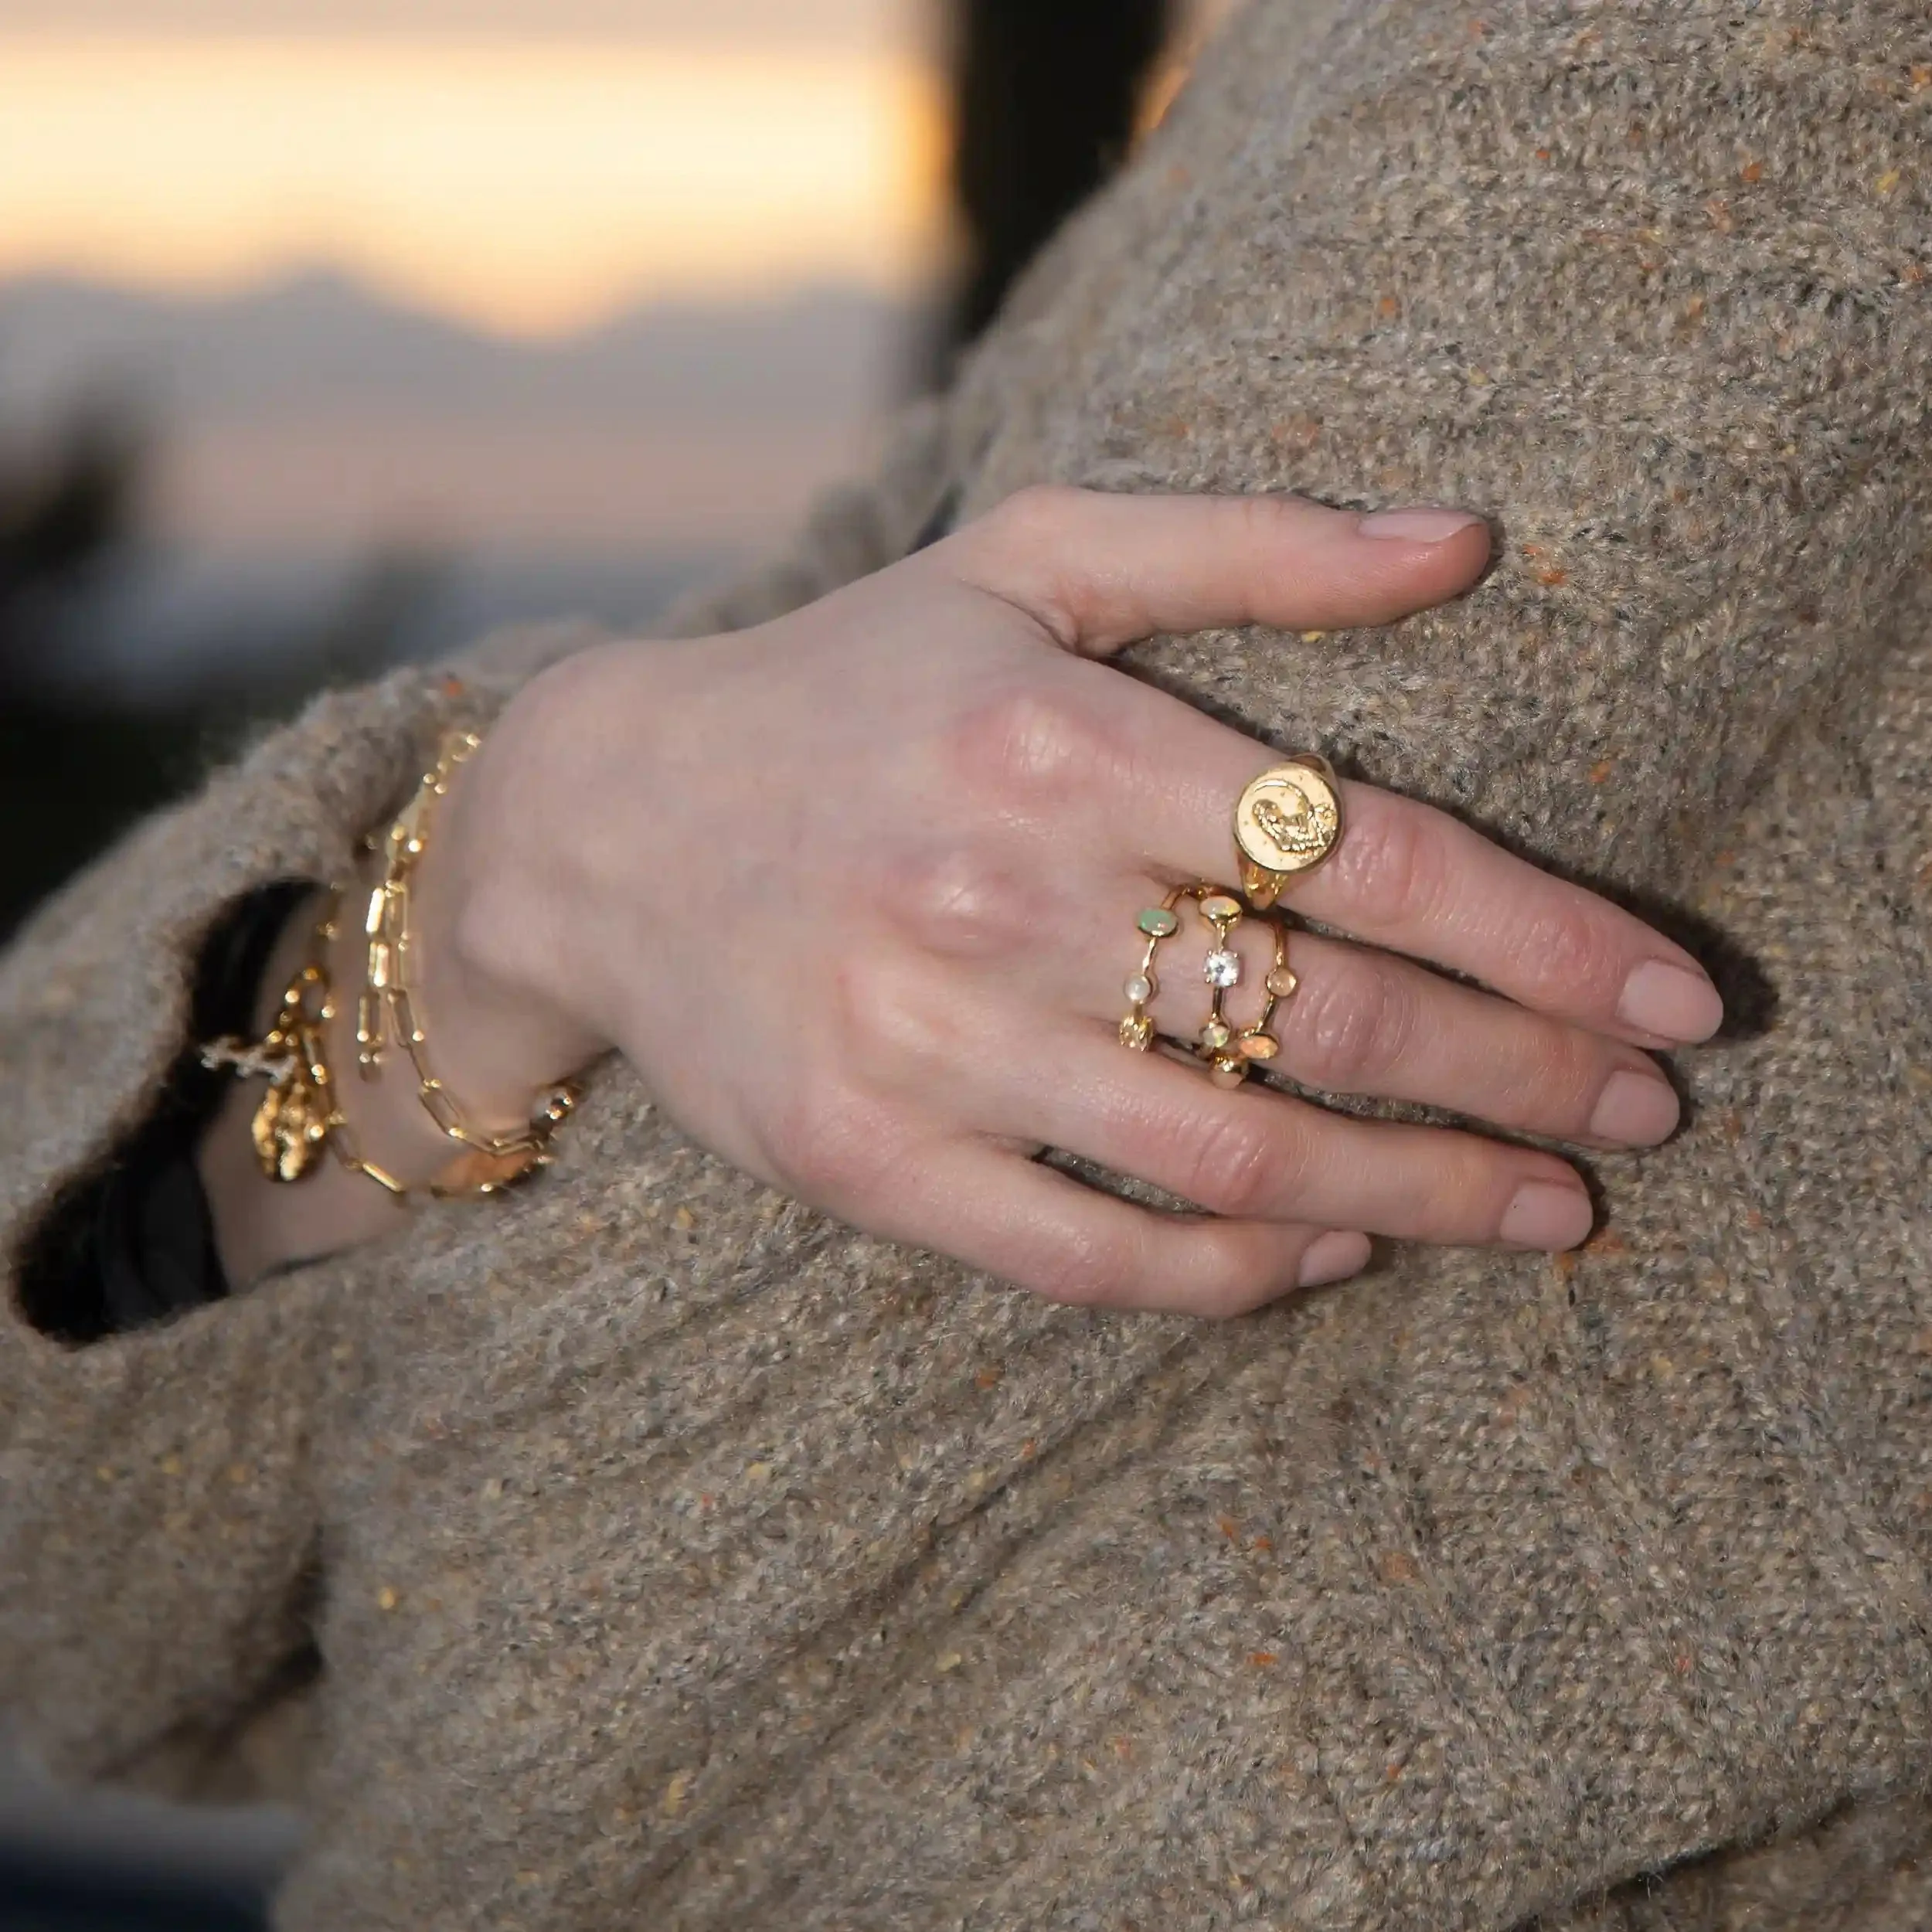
1003, 1022, 1597, 1250
1114, 905, 1680, 1151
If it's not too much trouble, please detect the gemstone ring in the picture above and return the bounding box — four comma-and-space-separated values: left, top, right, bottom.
1118, 886, 1301, 1088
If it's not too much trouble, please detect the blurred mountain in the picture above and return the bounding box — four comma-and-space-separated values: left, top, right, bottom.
0, 271, 906, 430
0, 273, 917, 927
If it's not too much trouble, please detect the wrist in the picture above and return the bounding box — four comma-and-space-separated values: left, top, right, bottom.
397, 709, 610, 1137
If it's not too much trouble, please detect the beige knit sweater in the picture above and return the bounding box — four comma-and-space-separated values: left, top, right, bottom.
4, 2, 1929, 1926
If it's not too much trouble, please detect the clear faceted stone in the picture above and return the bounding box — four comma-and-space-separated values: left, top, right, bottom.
1124, 972, 1155, 1005
1203, 949, 1243, 989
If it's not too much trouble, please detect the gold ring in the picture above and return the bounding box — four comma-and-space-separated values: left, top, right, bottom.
1120, 889, 1302, 1087
1118, 883, 1240, 1052
1118, 886, 1192, 1052
1198, 916, 1298, 1089
1233, 755, 1343, 909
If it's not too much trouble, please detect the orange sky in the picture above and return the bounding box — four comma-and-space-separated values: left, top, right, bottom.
0, 32, 948, 336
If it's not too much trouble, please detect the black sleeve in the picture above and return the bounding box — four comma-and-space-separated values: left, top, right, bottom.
16, 882, 314, 1343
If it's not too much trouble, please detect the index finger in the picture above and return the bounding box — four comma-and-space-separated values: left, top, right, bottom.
932, 486, 1493, 656
1117, 692, 1723, 1048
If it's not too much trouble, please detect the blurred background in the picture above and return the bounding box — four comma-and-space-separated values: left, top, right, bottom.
0, 0, 1233, 1923
0, 0, 1240, 944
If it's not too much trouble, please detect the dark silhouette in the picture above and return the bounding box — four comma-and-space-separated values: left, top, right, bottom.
942, 0, 1176, 367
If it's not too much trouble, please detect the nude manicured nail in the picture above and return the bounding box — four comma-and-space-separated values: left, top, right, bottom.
1299, 1230, 1372, 1287
1588, 1069, 1681, 1145
1617, 961, 1724, 1042
1356, 506, 1487, 543
1500, 1180, 1594, 1252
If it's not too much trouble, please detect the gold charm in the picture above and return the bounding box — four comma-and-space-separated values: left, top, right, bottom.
249, 1027, 332, 1183
1233, 757, 1343, 908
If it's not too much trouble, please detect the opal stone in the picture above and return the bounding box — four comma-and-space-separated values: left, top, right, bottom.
1137, 907, 1179, 938
1266, 965, 1300, 998
1238, 1033, 1281, 1061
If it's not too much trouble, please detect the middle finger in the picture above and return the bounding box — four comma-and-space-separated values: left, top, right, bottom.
1099, 682, 1723, 1049
1097, 904, 1681, 1150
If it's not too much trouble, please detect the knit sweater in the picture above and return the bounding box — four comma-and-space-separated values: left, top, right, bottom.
4, 1, 1929, 1927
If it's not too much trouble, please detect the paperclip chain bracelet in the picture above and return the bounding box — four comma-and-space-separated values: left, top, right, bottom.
356, 730, 579, 1198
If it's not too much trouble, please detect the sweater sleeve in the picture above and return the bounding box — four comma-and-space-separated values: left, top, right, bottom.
0, 374, 966, 1783
949, 0, 1929, 910
0, 624, 593, 1783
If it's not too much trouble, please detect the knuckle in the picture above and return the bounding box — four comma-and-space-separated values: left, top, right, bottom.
1029, 1223, 1139, 1308
883, 841, 1032, 959
1512, 903, 1622, 1008
828, 948, 961, 1085
1325, 800, 1447, 930
761, 1083, 900, 1202
1286, 958, 1410, 1090
987, 484, 1085, 553
1492, 1022, 1594, 1125
947, 684, 1117, 813
1171, 1106, 1287, 1219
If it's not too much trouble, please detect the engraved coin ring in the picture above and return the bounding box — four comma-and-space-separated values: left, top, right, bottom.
1119, 885, 1301, 1087
1233, 755, 1344, 910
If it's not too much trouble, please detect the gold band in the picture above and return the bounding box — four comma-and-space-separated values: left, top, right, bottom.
1118, 885, 1192, 1051
1199, 916, 1297, 1089
1233, 754, 1343, 909
1117, 886, 1301, 1089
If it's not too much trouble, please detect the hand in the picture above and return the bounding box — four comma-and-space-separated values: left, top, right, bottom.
416, 489, 1722, 1317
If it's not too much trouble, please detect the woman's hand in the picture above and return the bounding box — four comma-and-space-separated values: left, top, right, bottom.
388, 490, 1720, 1317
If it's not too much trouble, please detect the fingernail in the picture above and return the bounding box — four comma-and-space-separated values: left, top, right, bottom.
1588, 1068, 1681, 1145
1299, 1230, 1372, 1287
1357, 506, 1487, 544
1500, 1179, 1594, 1251
1617, 960, 1724, 1042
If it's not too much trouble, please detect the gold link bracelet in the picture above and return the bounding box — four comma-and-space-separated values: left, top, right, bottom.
205, 729, 577, 1201
357, 730, 578, 1197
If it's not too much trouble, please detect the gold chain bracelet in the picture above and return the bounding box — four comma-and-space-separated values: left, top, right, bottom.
356, 730, 578, 1197
204, 730, 577, 1201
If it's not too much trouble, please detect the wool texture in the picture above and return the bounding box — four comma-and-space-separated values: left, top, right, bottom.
2, 1, 1929, 1927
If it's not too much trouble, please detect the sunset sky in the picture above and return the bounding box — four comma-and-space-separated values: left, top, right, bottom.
0, 0, 944, 338
0, 0, 1233, 563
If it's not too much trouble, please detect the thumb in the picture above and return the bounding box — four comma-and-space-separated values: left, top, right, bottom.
934, 485, 1490, 658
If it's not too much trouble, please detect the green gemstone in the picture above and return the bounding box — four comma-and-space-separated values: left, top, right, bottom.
1137, 907, 1179, 938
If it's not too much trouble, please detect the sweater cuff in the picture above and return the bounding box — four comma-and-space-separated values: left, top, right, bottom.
0, 622, 599, 1341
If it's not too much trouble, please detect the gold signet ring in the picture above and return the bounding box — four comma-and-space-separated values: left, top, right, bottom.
1233, 756, 1343, 909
